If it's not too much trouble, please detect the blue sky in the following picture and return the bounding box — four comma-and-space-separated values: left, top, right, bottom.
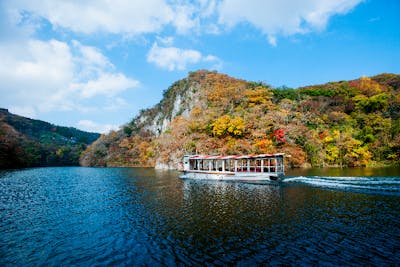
0, 0, 399, 133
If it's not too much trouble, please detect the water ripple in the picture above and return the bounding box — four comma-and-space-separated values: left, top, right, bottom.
283, 175, 400, 195
1, 167, 399, 265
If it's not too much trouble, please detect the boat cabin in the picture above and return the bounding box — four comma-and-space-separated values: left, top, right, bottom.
182, 153, 285, 176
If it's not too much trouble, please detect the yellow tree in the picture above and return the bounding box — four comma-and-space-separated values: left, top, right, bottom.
210, 115, 245, 138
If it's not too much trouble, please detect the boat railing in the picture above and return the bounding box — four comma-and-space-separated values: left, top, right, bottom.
235, 165, 283, 173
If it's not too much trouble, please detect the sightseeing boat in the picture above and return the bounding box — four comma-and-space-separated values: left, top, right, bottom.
180, 153, 285, 181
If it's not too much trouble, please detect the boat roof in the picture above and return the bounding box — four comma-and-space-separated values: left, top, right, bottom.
187, 153, 284, 160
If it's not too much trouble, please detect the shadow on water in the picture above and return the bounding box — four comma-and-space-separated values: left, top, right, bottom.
0, 167, 399, 265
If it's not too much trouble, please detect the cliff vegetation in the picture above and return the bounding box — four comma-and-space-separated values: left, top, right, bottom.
80, 71, 400, 169
0, 109, 100, 168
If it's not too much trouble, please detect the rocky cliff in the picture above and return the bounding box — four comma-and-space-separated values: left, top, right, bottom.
80, 71, 400, 169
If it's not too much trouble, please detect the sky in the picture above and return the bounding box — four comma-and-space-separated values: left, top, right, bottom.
0, 0, 399, 133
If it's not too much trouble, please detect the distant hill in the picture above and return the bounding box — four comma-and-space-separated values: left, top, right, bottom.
80, 71, 400, 169
0, 108, 100, 168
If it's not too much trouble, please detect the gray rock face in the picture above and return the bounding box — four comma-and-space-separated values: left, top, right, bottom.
135, 83, 200, 137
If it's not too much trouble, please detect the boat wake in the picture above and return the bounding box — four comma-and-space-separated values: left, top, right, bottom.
282, 176, 400, 195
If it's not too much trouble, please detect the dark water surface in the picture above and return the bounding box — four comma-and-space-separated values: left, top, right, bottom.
1, 167, 399, 266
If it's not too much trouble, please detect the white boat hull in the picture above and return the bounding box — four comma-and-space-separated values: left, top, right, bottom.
180, 171, 281, 181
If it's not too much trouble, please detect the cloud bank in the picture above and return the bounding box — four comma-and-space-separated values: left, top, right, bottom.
0, 0, 364, 131
10, 0, 174, 35
217, 0, 363, 45
7, 0, 362, 42
0, 38, 138, 118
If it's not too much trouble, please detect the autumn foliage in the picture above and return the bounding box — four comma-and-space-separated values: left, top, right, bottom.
0, 108, 100, 168
81, 71, 400, 169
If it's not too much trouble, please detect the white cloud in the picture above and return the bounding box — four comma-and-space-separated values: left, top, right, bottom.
203, 55, 223, 70
147, 43, 200, 71
172, 4, 199, 34
199, 0, 218, 18
74, 73, 139, 99
217, 0, 363, 43
0, 39, 73, 115
72, 40, 113, 74
77, 120, 119, 134
267, 35, 277, 47
0, 38, 139, 116
6, 0, 221, 37
147, 42, 221, 71
5, 0, 362, 44
156, 36, 174, 46
11, 0, 174, 35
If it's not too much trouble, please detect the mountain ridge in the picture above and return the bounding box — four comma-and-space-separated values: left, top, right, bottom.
0, 108, 100, 168
80, 70, 400, 169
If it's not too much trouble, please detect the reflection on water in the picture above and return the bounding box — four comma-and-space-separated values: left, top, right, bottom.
1, 167, 399, 265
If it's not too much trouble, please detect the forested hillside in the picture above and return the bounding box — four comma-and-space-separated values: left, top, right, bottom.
0, 109, 100, 168
80, 71, 400, 169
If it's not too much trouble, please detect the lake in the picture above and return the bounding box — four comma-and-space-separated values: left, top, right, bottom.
1, 167, 399, 266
